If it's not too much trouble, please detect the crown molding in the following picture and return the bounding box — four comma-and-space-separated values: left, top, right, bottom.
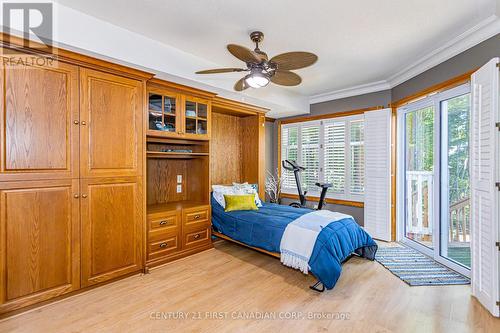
387, 14, 500, 87
309, 15, 500, 105
309, 80, 391, 104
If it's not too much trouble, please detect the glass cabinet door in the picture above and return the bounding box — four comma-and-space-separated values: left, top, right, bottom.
184, 98, 208, 136
148, 93, 177, 134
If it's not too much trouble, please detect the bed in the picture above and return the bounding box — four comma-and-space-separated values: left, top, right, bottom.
211, 196, 378, 290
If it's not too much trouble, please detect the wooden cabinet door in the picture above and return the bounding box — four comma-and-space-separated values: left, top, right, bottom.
80, 69, 143, 178
0, 179, 80, 313
146, 89, 183, 138
182, 95, 211, 140
0, 58, 79, 181
80, 177, 143, 287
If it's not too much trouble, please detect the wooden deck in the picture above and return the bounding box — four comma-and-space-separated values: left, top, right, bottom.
0, 241, 497, 332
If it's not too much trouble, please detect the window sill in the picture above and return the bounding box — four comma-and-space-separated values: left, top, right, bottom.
279, 193, 364, 208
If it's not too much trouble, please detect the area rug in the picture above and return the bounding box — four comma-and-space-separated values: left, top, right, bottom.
375, 245, 470, 286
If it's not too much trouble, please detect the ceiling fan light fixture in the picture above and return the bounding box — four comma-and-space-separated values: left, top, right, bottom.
244, 71, 270, 88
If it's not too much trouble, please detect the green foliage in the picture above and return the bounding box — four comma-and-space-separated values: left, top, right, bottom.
446, 94, 470, 204
405, 94, 470, 205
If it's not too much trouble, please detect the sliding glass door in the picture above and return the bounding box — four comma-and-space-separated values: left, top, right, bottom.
440, 91, 471, 268
399, 84, 471, 276
404, 103, 435, 249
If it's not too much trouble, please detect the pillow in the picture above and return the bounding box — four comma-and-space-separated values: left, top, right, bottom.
224, 194, 258, 212
232, 182, 263, 207
212, 185, 236, 208
212, 184, 263, 208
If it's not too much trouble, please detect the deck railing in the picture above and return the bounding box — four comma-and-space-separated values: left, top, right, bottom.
449, 197, 470, 243
406, 170, 470, 244
406, 171, 434, 236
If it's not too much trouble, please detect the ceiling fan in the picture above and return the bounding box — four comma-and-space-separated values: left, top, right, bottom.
195, 31, 318, 91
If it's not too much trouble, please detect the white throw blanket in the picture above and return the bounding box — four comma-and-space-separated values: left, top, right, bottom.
280, 210, 352, 274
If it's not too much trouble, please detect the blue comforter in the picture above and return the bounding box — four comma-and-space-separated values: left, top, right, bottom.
211, 197, 378, 289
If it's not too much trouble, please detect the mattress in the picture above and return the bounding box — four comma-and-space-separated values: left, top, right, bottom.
211, 195, 378, 289
211, 195, 311, 253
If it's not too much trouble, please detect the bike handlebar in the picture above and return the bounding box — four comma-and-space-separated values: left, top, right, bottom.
282, 160, 305, 171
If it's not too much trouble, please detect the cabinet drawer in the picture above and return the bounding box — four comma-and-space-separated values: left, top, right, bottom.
148, 211, 179, 234
148, 236, 179, 260
183, 206, 210, 227
183, 227, 210, 249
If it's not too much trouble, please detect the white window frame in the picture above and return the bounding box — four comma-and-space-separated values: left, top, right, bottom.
280, 114, 365, 202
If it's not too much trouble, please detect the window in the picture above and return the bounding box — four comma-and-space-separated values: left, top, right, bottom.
349, 120, 365, 195
300, 124, 320, 191
281, 126, 298, 189
281, 115, 365, 201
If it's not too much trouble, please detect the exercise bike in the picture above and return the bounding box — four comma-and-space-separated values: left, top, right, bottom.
282, 160, 332, 210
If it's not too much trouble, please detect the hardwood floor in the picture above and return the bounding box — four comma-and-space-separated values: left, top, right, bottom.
0, 241, 498, 333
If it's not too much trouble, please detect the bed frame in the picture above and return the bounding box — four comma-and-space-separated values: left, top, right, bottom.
212, 230, 326, 292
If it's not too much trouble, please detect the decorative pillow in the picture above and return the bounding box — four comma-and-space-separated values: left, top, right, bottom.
224, 194, 258, 212
232, 182, 263, 207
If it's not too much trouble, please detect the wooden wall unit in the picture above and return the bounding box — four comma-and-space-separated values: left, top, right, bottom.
0, 34, 269, 316
0, 39, 152, 315
145, 79, 213, 269
210, 97, 268, 198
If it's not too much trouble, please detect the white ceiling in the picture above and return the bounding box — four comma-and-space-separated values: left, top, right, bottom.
53, 0, 499, 115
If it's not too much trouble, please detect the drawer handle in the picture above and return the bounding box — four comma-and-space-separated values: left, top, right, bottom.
159, 242, 168, 248
194, 215, 201, 219
194, 234, 201, 239
159, 220, 168, 225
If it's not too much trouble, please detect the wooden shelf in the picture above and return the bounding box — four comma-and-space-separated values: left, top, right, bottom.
147, 201, 209, 214
147, 151, 209, 159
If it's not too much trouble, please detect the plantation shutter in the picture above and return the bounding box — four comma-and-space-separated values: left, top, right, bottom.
470, 58, 499, 317
300, 123, 320, 192
281, 125, 299, 190
349, 119, 365, 195
324, 121, 346, 194
364, 109, 392, 241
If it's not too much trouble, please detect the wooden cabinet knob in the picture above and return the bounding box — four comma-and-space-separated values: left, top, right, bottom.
159, 242, 168, 248
82, 194, 88, 198
73, 194, 79, 198
81, 121, 87, 125
73, 120, 79, 125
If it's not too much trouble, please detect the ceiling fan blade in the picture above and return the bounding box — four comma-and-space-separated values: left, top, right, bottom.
270, 52, 318, 70
271, 70, 302, 86
196, 68, 246, 74
234, 77, 249, 91
227, 44, 261, 64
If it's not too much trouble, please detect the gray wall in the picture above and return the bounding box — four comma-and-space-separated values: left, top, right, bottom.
392, 33, 500, 101
266, 33, 500, 226
308, 90, 392, 116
